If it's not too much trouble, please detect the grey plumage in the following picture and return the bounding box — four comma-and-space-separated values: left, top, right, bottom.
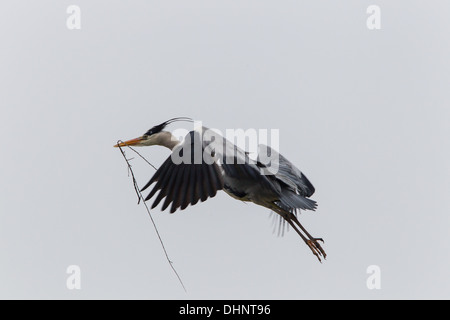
116, 121, 326, 262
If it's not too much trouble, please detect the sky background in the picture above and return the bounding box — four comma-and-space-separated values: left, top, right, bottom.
1, 1, 449, 299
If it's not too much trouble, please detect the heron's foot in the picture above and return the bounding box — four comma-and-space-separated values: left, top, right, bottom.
306, 238, 326, 262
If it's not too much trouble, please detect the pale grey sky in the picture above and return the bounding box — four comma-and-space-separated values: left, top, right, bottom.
1, 1, 449, 299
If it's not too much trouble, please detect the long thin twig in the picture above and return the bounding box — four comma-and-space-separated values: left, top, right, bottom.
116, 140, 187, 292
123, 144, 158, 170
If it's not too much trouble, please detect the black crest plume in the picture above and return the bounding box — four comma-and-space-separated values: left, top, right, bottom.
144, 117, 193, 136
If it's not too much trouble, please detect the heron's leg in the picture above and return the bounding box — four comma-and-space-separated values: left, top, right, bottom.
291, 216, 326, 260
300, 227, 324, 244
306, 239, 326, 261
285, 218, 325, 263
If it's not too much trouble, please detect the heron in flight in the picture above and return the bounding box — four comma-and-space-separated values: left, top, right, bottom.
114, 118, 326, 262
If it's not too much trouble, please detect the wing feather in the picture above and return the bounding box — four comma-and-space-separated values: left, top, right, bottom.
143, 130, 223, 213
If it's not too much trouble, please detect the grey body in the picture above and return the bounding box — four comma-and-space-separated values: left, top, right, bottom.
117, 121, 326, 261
200, 126, 317, 211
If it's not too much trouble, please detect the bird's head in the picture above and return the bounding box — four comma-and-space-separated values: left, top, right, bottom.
113, 117, 192, 148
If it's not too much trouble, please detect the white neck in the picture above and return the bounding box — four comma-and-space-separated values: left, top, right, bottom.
156, 131, 181, 150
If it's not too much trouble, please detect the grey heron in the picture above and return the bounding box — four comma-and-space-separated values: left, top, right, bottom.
114, 118, 326, 262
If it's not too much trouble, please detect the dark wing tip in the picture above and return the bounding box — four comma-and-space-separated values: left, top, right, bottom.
143, 129, 223, 213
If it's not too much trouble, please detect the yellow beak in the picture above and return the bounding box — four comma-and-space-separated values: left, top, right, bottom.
113, 136, 145, 148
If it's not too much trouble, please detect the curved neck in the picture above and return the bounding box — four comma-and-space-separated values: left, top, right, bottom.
157, 131, 181, 150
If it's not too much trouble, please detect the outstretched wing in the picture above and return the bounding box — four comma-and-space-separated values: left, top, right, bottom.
140, 130, 224, 213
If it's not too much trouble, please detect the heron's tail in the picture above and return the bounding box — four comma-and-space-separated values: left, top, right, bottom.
276, 190, 317, 212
